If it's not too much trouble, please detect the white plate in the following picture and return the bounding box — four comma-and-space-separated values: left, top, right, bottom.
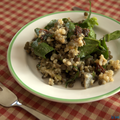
7, 11, 120, 103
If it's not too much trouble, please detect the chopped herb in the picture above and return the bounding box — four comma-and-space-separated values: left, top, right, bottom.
92, 71, 96, 78
44, 19, 58, 30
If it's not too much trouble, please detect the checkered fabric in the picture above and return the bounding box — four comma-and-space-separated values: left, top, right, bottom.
0, 0, 120, 120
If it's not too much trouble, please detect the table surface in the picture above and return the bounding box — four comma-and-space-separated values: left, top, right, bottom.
0, 0, 120, 120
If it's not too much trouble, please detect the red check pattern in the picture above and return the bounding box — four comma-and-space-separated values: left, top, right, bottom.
0, 0, 120, 120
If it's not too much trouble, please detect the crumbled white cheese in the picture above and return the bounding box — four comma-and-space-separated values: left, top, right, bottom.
95, 54, 107, 66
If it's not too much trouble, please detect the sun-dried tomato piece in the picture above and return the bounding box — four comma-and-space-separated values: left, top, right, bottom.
95, 63, 106, 75
75, 26, 82, 36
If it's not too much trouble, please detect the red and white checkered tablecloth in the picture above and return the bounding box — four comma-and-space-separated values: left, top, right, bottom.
0, 0, 120, 120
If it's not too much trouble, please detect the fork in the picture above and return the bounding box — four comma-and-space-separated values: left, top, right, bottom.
72, 7, 85, 11
0, 83, 53, 120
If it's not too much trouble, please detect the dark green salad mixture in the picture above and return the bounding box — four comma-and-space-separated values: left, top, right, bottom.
24, 2, 120, 88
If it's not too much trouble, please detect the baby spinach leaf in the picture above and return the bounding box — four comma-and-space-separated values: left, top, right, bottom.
35, 28, 40, 37
87, 17, 98, 28
31, 42, 54, 58
100, 38, 109, 59
103, 30, 120, 42
78, 37, 99, 58
95, 30, 120, 59
88, 27, 96, 39
44, 19, 57, 30
62, 18, 69, 23
76, 0, 98, 29
31, 39, 39, 48
92, 47, 107, 57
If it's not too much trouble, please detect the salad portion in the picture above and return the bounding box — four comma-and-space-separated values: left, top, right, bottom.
24, 9, 120, 88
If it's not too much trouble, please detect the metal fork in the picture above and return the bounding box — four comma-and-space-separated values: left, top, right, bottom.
0, 83, 53, 120
72, 7, 85, 11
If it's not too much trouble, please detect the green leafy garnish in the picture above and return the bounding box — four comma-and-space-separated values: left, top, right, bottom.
78, 37, 100, 58
31, 42, 54, 58
87, 17, 98, 28
92, 71, 96, 78
78, 0, 92, 28
88, 27, 96, 39
35, 28, 40, 37
103, 30, 120, 42
44, 19, 57, 30
99, 37, 109, 59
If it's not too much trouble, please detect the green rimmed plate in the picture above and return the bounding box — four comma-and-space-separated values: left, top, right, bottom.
7, 11, 120, 103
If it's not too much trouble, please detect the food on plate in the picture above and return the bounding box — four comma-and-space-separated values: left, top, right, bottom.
24, 4, 120, 88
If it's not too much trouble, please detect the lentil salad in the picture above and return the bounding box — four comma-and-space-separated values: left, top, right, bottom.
24, 10, 120, 88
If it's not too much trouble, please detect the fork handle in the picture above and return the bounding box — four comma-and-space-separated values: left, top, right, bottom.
13, 101, 53, 120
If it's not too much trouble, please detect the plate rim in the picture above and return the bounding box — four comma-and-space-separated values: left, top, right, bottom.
7, 11, 120, 103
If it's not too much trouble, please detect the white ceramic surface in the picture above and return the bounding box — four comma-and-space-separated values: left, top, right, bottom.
7, 11, 120, 103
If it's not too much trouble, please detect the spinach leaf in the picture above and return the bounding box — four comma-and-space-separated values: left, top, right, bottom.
33, 37, 41, 43
31, 38, 40, 48
103, 30, 120, 42
76, 0, 98, 30
100, 37, 109, 59
95, 30, 120, 59
92, 47, 107, 57
31, 42, 54, 58
87, 38, 108, 59
78, 35, 109, 59
88, 27, 96, 38
35, 28, 40, 37
78, 37, 100, 58
87, 17, 98, 28
63, 18, 75, 38
44, 19, 57, 30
